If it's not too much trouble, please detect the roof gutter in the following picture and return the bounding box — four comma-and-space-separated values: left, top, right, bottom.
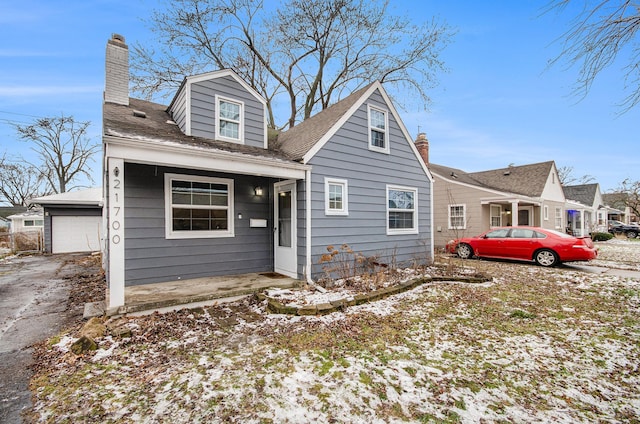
104, 134, 309, 180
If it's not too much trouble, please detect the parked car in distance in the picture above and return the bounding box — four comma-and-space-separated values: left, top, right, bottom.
446, 226, 597, 267
608, 221, 640, 238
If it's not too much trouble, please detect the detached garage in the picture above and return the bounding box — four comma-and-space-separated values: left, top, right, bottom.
30, 188, 103, 254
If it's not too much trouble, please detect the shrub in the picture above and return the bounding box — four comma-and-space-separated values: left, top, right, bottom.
590, 232, 614, 242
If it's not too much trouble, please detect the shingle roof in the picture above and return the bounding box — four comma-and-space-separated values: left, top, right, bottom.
563, 183, 598, 206
0, 206, 27, 219
103, 98, 295, 162
428, 163, 493, 188
429, 161, 555, 197
602, 192, 628, 209
468, 161, 554, 197
276, 83, 375, 160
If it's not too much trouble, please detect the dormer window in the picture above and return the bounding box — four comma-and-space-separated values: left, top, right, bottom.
368, 104, 389, 154
215, 95, 244, 143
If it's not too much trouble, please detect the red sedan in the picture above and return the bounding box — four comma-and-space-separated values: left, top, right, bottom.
445, 226, 597, 267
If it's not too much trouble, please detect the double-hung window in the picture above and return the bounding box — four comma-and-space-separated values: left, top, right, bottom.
215, 95, 243, 143
325, 178, 348, 215
368, 105, 389, 153
387, 185, 418, 234
490, 205, 501, 227
555, 207, 563, 229
165, 173, 234, 239
448, 204, 466, 229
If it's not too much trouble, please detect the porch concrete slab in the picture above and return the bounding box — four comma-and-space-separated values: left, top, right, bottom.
112, 272, 302, 316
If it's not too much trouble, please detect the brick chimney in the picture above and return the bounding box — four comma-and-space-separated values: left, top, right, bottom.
104, 34, 129, 106
414, 132, 429, 165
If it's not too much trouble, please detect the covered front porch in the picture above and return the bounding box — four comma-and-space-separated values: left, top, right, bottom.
104, 135, 311, 313
481, 197, 541, 228
106, 272, 301, 316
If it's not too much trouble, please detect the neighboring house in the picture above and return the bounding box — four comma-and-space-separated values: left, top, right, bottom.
29, 188, 103, 254
563, 183, 607, 234
102, 34, 433, 312
424, 154, 566, 248
602, 192, 638, 225
0, 206, 27, 232
7, 209, 44, 233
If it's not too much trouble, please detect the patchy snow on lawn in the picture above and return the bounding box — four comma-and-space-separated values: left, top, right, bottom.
592, 239, 640, 270
29, 242, 640, 423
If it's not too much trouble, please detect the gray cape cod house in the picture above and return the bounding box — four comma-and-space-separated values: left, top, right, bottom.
102, 35, 434, 312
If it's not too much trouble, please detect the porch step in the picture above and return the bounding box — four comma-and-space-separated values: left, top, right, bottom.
108, 274, 302, 317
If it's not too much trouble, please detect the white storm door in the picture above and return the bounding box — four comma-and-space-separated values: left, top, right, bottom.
274, 181, 297, 277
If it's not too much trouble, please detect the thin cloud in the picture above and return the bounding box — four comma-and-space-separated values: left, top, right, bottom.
0, 49, 64, 58
0, 85, 102, 97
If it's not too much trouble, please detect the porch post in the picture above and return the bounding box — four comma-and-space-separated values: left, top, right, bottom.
107, 157, 125, 310
511, 201, 519, 226
305, 169, 312, 282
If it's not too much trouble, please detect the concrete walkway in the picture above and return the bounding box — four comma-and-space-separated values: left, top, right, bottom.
108, 272, 302, 316
564, 263, 640, 279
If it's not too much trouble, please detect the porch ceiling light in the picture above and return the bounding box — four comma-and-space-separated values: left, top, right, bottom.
254, 186, 263, 196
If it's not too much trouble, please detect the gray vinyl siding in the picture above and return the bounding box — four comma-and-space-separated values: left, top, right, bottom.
190, 76, 265, 148
42, 206, 102, 253
123, 163, 274, 286
296, 179, 306, 278
169, 87, 188, 133
307, 90, 432, 278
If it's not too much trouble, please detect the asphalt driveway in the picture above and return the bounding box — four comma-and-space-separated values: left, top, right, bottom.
0, 254, 88, 423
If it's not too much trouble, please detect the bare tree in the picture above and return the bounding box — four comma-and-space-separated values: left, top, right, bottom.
131, 0, 454, 129
557, 165, 595, 185
15, 115, 99, 194
618, 178, 640, 218
0, 155, 50, 206
545, 0, 640, 112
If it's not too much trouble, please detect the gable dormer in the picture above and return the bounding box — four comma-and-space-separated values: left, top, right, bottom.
167, 70, 268, 149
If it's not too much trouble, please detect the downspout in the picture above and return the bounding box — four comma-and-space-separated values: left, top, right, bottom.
430, 176, 435, 264
305, 168, 326, 293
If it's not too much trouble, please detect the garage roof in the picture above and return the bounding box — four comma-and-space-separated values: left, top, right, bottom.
29, 188, 102, 207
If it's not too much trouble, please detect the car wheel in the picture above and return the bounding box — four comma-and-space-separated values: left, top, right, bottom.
457, 243, 473, 259
626, 230, 638, 238
534, 249, 558, 267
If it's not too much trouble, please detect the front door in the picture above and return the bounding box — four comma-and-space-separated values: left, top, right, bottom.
518, 207, 533, 226
274, 181, 297, 278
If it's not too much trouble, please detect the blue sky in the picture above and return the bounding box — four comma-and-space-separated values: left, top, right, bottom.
0, 0, 637, 193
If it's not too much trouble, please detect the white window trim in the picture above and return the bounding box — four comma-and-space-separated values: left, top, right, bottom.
367, 104, 390, 154
448, 204, 467, 230
215, 95, 244, 144
490, 204, 502, 228
164, 173, 235, 239
386, 185, 418, 235
324, 177, 349, 216
544, 205, 549, 221
555, 207, 563, 229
